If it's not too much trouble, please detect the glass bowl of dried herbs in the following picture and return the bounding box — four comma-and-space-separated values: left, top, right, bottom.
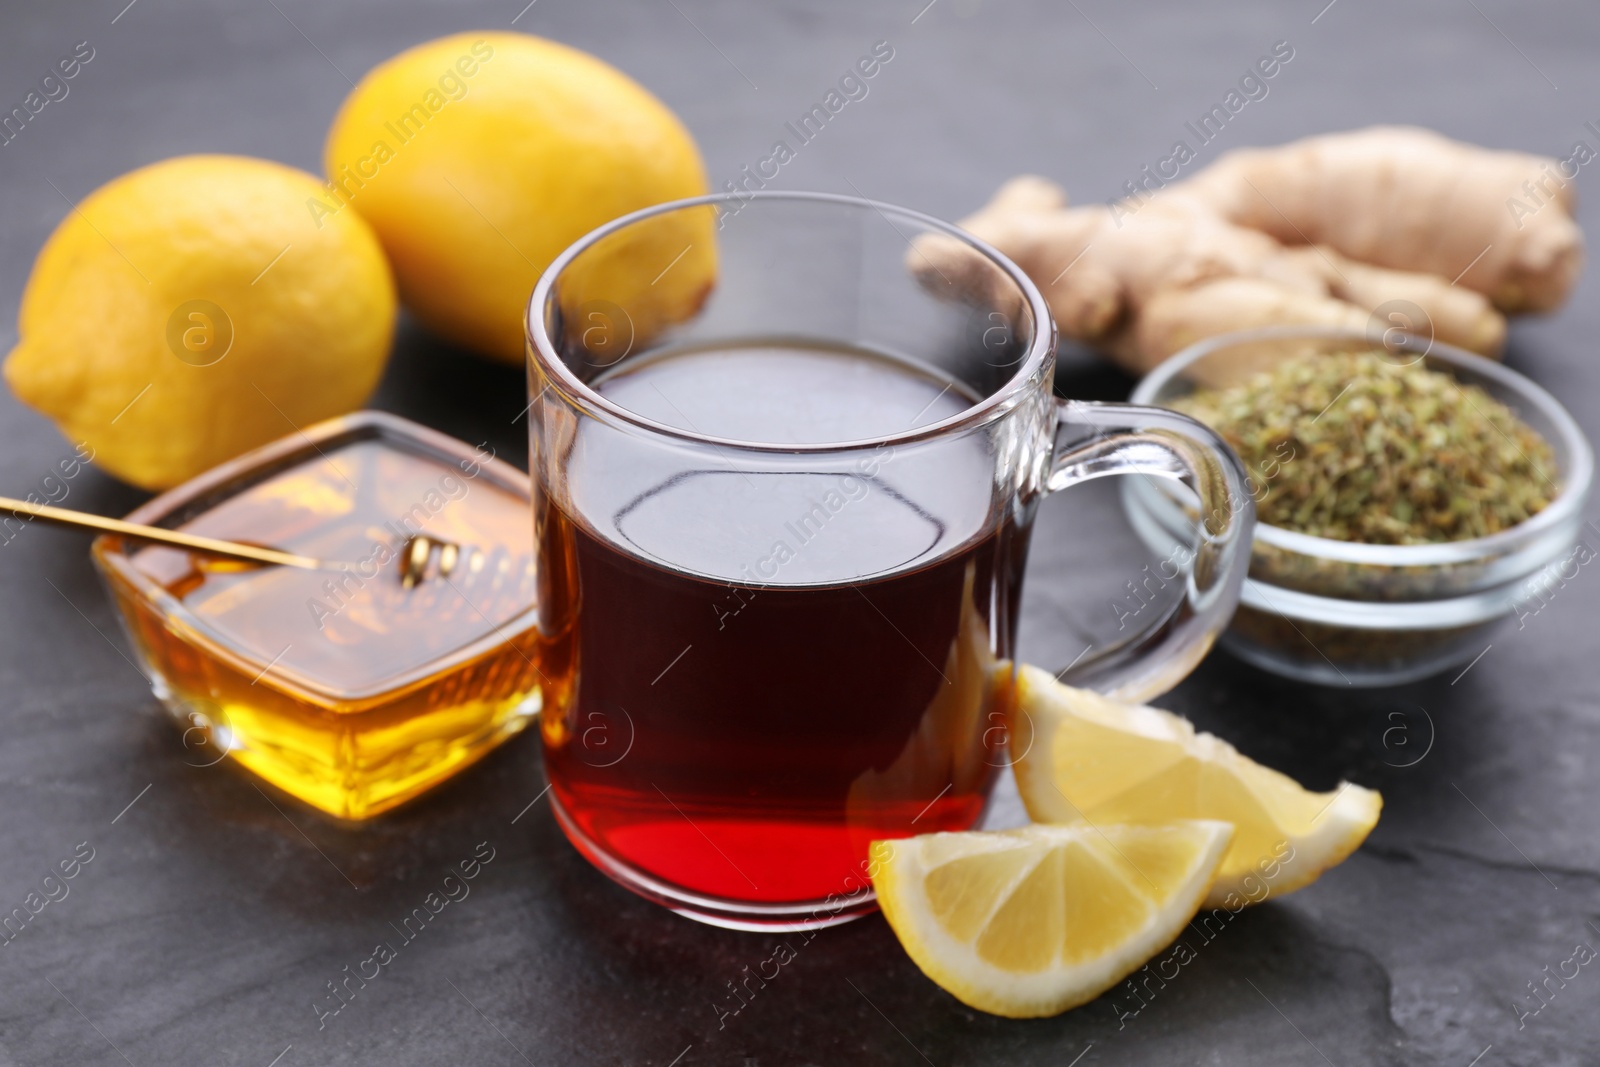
1125, 326, 1593, 686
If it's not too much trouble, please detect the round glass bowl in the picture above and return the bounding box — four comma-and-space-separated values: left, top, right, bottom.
1124, 326, 1594, 687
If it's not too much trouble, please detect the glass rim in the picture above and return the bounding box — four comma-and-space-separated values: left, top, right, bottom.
1129, 324, 1596, 566
524, 190, 1057, 454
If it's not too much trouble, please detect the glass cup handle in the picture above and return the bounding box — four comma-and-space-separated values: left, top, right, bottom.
1043, 398, 1256, 703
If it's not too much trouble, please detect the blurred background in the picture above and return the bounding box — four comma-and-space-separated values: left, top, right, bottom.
1, 2, 1598, 1064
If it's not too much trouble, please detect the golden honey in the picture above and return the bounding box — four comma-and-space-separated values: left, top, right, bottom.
93, 412, 552, 819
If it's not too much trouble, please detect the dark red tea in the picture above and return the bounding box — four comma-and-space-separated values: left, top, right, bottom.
537, 342, 1028, 908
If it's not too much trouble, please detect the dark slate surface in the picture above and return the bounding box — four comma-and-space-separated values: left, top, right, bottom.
2, 1, 1598, 1064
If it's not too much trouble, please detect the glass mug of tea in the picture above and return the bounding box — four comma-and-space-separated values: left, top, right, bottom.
526, 192, 1253, 929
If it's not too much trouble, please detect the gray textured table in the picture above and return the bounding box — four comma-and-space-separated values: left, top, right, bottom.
2, 1, 1598, 1064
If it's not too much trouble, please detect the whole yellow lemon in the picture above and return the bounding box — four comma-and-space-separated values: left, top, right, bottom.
5, 155, 396, 491
323, 32, 715, 364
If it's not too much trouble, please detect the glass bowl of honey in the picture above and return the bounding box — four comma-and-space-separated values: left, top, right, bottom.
92, 411, 546, 819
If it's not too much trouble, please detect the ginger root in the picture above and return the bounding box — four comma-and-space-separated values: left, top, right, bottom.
912, 127, 1581, 375
1185, 127, 1582, 313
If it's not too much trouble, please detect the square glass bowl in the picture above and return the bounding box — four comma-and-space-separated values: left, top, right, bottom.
1124, 327, 1594, 687
92, 411, 546, 818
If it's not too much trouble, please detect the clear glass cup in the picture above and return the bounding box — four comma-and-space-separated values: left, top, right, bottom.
525, 191, 1254, 928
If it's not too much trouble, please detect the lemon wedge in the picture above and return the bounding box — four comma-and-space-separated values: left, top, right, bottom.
870, 820, 1232, 1018
1010, 664, 1381, 908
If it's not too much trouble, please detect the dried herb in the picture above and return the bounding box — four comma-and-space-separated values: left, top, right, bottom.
1172, 349, 1558, 544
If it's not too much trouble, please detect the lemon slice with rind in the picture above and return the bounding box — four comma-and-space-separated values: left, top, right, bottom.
870, 820, 1232, 1018
1011, 664, 1381, 908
